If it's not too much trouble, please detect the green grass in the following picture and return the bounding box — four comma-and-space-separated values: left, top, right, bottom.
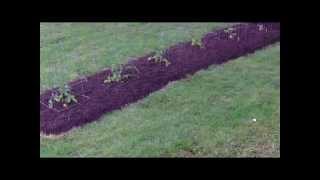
40, 22, 234, 92
40, 32, 280, 157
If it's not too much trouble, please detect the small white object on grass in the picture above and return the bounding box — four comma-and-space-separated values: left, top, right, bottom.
252, 118, 257, 122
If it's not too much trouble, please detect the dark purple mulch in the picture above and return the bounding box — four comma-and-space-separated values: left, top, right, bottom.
40, 23, 280, 135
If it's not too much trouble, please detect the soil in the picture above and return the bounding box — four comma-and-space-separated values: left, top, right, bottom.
40, 23, 280, 135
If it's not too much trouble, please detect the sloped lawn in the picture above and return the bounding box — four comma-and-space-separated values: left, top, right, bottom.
40, 43, 280, 157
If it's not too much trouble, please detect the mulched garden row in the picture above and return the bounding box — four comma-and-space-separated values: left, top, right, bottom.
40, 23, 280, 135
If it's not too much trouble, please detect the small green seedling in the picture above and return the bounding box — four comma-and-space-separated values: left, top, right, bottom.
104, 65, 123, 84
104, 64, 139, 84
224, 27, 239, 40
48, 84, 77, 108
147, 50, 171, 67
191, 38, 204, 48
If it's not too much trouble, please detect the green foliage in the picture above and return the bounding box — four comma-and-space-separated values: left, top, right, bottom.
147, 50, 171, 67
104, 64, 139, 84
104, 65, 123, 84
224, 27, 239, 40
191, 37, 204, 48
48, 84, 77, 108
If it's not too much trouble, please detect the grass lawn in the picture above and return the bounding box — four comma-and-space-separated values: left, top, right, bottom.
40, 23, 279, 157
40, 23, 234, 92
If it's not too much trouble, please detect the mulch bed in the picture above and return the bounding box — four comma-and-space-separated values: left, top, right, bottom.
40, 23, 280, 135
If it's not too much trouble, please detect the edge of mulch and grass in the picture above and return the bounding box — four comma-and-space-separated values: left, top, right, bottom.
40, 23, 280, 135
